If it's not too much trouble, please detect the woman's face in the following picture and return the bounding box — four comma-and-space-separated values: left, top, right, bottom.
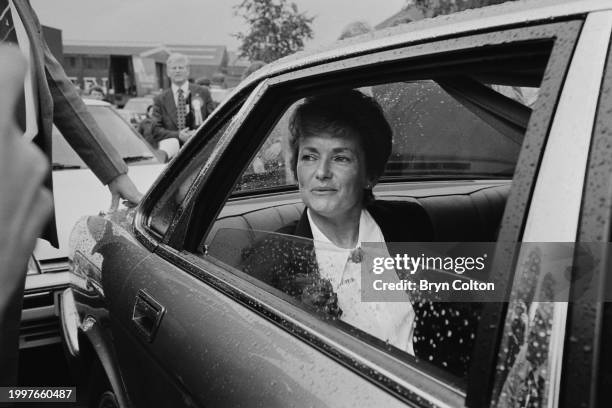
297, 133, 370, 220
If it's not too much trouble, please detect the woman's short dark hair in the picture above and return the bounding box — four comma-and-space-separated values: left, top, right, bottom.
288, 89, 392, 184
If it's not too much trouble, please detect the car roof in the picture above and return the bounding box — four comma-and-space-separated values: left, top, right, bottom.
238, 0, 610, 91
82, 98, 111, 106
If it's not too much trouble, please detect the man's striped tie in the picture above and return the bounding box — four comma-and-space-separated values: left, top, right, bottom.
177, 88, 187, 131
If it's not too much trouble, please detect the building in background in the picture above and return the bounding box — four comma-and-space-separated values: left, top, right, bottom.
226, 51, 251, 87
60, 41, 245, 106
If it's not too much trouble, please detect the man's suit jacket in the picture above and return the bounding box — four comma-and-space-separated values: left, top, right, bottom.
151, 84, 215, 144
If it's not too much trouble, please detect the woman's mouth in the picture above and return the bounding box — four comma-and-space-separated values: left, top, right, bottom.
311, 187, 337, 194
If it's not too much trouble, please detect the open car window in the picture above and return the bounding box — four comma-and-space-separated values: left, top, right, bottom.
231, 75, 535, 195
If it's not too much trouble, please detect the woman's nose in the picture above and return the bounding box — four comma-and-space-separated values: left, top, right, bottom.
315, 159, 332, 180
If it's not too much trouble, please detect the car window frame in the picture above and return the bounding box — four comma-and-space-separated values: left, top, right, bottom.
134, 19, 583, 408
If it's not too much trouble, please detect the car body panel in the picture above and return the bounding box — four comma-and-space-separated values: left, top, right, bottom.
114, 251, 412, 408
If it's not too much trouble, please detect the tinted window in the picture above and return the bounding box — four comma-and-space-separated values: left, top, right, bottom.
124, 98, 153, 113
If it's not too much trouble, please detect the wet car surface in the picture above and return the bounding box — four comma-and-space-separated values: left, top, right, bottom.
64, 1, 612, 407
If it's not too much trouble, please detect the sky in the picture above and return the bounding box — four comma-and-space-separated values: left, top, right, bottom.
30, 0, 406, 52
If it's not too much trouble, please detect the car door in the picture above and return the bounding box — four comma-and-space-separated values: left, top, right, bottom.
102, 19, 583, 408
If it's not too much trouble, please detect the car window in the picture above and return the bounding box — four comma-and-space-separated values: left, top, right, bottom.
52, 105, 158, 169
198, 45, 550, 388
124, 99, 151, 113
231, 79, 532, 194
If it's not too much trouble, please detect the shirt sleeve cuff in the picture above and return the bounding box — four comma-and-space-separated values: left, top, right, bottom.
159, 138, 180, 161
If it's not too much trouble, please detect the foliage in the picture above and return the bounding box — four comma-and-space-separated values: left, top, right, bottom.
414, 0, 515, 18
233, 0, 314, 63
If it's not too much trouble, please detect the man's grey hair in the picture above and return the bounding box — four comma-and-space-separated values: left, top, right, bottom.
166, 53, 190, 66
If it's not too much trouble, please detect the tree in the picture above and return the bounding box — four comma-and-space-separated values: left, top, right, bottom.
414, 0, 515, 18
233, 0, 314, 63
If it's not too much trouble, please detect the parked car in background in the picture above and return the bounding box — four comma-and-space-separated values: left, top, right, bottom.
64, 1, 612, 407
119, 96, 154, 128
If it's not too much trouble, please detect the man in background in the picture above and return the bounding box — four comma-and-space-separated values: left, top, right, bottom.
152, 53, 215, 154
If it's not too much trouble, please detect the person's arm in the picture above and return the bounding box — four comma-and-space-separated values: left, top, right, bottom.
0, 46, 53, 386
157, 138, 180, 162
40, 27, 141, 210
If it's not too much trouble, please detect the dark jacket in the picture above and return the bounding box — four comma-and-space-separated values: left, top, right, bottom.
151, 84, 215, 144
241, 200, 479, 378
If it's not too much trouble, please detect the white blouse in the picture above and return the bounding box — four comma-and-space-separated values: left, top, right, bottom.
307, 209, 415, 355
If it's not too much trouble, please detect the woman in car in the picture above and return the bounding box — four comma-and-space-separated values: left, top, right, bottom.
242, 89, 477, 377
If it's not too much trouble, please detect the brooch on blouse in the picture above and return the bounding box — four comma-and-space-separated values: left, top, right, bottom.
348, 247, 363, 263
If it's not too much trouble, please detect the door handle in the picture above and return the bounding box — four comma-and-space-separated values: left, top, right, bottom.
132, 290, 165, 342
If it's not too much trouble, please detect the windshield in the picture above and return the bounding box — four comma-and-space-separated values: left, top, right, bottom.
52, 104, 158, 168
123, 99, 152, 113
